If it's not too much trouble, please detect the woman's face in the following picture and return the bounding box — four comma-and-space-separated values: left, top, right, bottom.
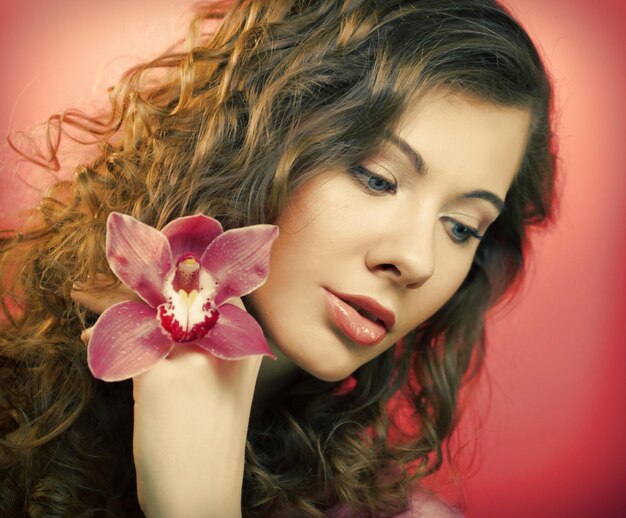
248, 91, 531, 382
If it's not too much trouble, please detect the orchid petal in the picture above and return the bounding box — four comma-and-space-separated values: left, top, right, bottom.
162, 214, 223, 260
201, 225, 278, 306
194, 303, 275, 359
88, 301, 174, 381
106, 213, 173, 308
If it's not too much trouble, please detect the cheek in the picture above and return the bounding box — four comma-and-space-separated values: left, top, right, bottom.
402, 248, 476, 331
264, 179, 363, 280
245, 204, 327, 335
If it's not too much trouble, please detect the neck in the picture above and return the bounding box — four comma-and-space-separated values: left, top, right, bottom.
253, 339, 301, 404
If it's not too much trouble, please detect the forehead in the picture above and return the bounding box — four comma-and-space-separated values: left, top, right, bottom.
391, 91, 532, 198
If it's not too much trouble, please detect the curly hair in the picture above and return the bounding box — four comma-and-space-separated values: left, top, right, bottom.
0, 0, 556, 516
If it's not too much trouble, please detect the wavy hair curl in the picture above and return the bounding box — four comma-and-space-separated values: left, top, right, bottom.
0, 0, 556, 516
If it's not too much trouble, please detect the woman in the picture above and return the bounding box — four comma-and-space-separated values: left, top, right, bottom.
0, 0, 556, 516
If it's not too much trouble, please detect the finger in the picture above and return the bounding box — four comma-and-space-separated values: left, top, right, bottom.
71, 274, 142, 314
80, 326, 94, 344
227, 297, 246, 311
71, 284, 138, 314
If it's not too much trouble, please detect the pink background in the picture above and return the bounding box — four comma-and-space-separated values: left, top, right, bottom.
1, 1, 624, 516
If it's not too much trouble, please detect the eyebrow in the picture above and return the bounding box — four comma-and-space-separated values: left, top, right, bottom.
384, 132, 505, 214
460, 190, 505, 213
384, 132, 427, 175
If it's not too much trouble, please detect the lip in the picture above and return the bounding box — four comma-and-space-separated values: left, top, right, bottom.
328, 290, 396, 331
324, 289, 395, 347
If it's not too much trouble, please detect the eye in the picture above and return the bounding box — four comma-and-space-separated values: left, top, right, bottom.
350, 165, 397, 194
441, 216, 484, 245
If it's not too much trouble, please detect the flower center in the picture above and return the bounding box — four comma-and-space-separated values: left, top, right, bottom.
157, 254, 219, 343
173, 254, 201, 293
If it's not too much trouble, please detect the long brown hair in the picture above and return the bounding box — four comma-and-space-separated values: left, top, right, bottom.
0, 1, 556, 516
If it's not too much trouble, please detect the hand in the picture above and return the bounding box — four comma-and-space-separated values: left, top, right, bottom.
71, 274, 258, 517
71, 273, 139, 340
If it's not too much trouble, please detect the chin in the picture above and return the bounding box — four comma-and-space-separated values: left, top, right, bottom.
286, 343, 363, 383
306, 364, 353, 383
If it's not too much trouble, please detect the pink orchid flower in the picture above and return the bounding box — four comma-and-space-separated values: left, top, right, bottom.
87, 212, 278, 382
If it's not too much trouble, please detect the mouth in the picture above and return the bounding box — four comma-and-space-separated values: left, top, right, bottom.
344, 300, 387, 328
331, 291, 396, 331
324, 289, 395, 347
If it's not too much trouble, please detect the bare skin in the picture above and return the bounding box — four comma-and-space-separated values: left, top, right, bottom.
70, 93, 531, 516
72, 277, 258, 518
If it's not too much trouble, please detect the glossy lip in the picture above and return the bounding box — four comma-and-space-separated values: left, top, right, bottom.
326, 289, 396, 331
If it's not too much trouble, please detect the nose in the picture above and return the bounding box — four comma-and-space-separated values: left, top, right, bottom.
365, 220, 435, 289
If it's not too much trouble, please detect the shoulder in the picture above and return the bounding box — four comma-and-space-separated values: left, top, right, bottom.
395, 488, 464, 518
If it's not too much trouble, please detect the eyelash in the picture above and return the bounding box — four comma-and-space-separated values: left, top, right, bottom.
441, 216, 484, 245
349, 165, 484, 246
349, 165, 397, 194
